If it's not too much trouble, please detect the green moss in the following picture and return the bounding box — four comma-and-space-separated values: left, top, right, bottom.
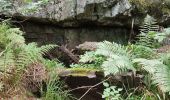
68, 68, 100, 77
60, 68, 101, 77
128, 0, 153, 12
129, 0, 170, 17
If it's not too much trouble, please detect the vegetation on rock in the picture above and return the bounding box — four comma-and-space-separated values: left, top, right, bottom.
1, 0, 170, 99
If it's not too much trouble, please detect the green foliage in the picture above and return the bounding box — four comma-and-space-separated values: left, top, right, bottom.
96, 41, 135, 76
0, 21, 74, 100
69, 15, 170, 99
43, 71, 71, 100
72, 51, 105, 69
136, 15, 170, 48
128, 0, 153, 12
72, 41, 135, 76
127, 44, 156, 59
102, 82, 123, 100
0, 22, 26, 74
137, 31, 161, 48
129, 0, 170, 15
0, 22, 25, 49
133, 55, 170, 93
0, 0, 49, 15
131, 16, 170, 94
0, 0, 12, 13
21, 42, 57, 62
140, 15, 159, 34
155, 28, 170, 43
136, 15, 160, 48
18, 0, 47, 14
44, 59, 64, 71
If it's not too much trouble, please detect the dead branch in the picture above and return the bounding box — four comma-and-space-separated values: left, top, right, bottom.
59, 45, 79, 63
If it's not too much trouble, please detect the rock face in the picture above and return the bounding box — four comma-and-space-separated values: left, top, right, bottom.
13, 0, 132, 27
4, 0, 170, 27
23, 22, 129, 48
6, 0, 170, 49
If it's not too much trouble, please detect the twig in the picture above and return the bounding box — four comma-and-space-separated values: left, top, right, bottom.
78, 76, 112, 100
68, 86, 92, 92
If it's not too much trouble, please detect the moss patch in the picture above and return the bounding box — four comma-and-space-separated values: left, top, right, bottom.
58, 68, 101, 78
129, 0, 170, 16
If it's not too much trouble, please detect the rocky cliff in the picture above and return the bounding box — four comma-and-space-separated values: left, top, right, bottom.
1, 0, 170, 49
10, 0, 170, 27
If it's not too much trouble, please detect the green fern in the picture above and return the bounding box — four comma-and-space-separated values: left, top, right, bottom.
96, 41, 135, 76
127, 44, 156, 59
0, 49, 15, 72
71, 51, 105, 69
155, 28, 170, 43
0, 22, 57, 81
137, 15, 160, 48
133, 56, 170, 93
39, 44, 58, 56
140, 15, 159, 34
79, 51, 97, 63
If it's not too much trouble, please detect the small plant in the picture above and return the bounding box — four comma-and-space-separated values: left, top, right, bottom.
43, 71, 71, 100
102, 82, 123, 100
96, 41, 135, 76
0, 21, 64, 99
127, 44, 156, 59
136, 15, 161, 48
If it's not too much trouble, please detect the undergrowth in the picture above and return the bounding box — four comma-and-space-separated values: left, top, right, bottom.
70, 15, 170, 99
0, 21, 72, 100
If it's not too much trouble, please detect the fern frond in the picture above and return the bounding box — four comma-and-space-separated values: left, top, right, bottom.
133, 58, 170, 93
140, 15, 159, 34
0, 49, 15, 72
14, 50, 31, 71
153, 66, 170, 93
103, 56, 134, 76
127, 44, 156, 59
95, 41, 135, 76
7, 30, 25, 45
96, 41, 128, 57
22, 43, 43, 62
79, 51, 96, 63
39, 44, 57, 55
137, 15, 160, 48
133, 58, 163, 74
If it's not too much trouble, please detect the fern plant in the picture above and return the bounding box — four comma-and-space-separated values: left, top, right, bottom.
136, 15, 160, 48
72, 41, 135, 76
140, 15, 159, 34
95, 41, 135, 76
0, 21, 57, 90
102, 82, 123, 100
133, 53, 170, 93
127, 44, 156, 59
72, 51, 106, 69
0, 0, 12, 14
42, 70, 72, 100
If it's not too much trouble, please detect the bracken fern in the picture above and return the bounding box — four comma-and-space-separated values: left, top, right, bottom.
96, 41, 135, 76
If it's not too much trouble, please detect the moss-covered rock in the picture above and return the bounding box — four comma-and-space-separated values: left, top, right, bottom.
58, 68, 102, 78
